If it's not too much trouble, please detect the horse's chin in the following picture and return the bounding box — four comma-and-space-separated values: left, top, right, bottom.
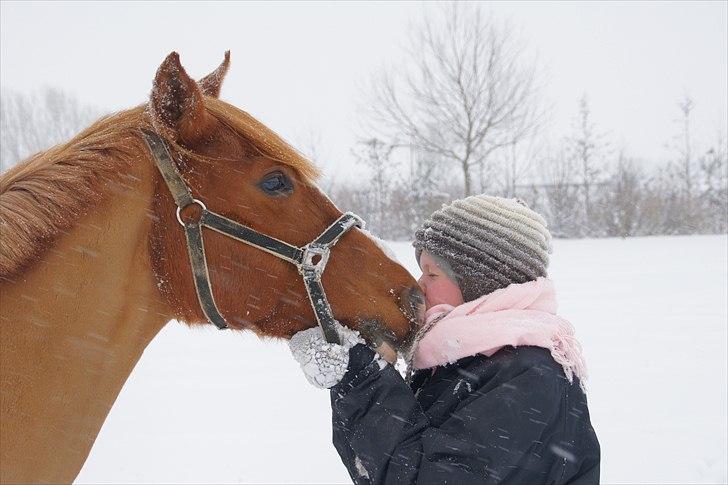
354, 317, 417, 357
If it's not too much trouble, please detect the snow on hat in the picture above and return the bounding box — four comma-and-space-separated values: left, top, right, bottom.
413, 195, 552, 302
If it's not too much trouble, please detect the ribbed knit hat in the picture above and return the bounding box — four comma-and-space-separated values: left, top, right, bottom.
413, 195, 552, 302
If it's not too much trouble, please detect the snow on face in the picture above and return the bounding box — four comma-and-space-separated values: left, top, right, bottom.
417, 250, 464, 309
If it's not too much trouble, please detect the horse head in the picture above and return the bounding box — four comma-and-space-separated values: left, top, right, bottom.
146, 52, 423, 349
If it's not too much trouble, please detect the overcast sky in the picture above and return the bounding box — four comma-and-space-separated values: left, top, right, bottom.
1, 1, 726, 181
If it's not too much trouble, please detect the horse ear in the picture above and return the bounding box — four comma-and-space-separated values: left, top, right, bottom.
150, 52, 214, 144
198, 51, 230, 98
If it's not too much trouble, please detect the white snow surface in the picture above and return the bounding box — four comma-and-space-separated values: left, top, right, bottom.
75, 235, 728, 484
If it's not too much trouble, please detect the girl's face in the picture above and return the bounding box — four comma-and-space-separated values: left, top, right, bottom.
417, 250, 464, 310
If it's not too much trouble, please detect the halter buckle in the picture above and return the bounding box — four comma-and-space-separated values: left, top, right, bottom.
300, 244, 330, 277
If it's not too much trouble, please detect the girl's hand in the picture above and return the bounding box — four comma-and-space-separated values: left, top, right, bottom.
289, 322, 378, 389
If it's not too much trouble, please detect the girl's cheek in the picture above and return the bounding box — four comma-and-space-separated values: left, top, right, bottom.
425, 280, 464, 308
424, 282, 445, 307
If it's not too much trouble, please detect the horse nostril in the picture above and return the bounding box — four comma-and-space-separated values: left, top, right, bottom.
409, 287, 425, 309
400, 286, 425, 324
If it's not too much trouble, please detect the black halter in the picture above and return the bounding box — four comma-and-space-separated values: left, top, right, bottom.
142, 130, 362, 344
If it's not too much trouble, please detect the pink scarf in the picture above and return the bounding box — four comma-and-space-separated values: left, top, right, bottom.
412, 277, 588, 390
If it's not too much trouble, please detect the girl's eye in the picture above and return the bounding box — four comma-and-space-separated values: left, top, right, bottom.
259, 171, 293, 196
428, 273, 438, 278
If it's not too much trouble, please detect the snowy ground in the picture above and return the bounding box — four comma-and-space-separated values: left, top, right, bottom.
76, 235, 728, 484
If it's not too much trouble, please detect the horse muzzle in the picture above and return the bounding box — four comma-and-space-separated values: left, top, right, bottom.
355, 285, 425, 359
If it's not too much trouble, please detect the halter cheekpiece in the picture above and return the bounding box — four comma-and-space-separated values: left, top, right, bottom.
142, 130, 362, 344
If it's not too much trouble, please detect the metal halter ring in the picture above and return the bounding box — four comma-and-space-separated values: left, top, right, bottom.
176, 198, 207, 226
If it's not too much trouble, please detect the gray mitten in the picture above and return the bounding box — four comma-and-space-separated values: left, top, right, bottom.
288, 321, 366, 389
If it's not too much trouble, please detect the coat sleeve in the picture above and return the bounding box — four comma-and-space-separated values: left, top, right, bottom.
330, 344, 565, 485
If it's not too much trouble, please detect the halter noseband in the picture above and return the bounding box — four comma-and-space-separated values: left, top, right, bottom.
142, 130, 362, 344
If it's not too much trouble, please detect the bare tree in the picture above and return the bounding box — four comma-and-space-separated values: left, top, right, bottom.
663, 94, 702, 233
696, 131, 728, 233
1, 87, 101, 172
498, 135, 543, 198
352, 138, 397, 235
566, 94, 607, 230
598, 151, 645, 237
364, 3, 543, 196
537, 145, 583, 237
675, 95, 695, 202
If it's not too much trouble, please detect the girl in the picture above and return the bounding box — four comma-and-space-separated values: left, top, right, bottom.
290, 195, 600, 484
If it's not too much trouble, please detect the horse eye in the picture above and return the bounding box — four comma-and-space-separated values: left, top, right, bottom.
258, 171, 293, 196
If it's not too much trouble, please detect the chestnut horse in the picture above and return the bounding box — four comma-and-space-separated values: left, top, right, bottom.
0, 52, 420, 484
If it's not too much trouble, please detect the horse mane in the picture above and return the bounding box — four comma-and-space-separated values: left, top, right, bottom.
0, 98, 319, 280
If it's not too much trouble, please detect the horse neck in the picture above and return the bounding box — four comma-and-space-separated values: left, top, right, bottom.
0, 156, 172, 483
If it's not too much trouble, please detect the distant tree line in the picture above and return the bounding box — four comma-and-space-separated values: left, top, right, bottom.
328, 93, 727, 239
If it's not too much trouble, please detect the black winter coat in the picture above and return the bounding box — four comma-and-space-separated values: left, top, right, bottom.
330, 344, 600, 485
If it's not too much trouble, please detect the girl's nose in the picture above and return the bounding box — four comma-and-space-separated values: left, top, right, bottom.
417, 275, 427, 293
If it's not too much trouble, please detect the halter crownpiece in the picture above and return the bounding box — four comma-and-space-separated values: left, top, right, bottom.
142, 130, 363, 344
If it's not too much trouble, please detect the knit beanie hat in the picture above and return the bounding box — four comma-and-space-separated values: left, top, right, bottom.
413, 195, 552, 302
